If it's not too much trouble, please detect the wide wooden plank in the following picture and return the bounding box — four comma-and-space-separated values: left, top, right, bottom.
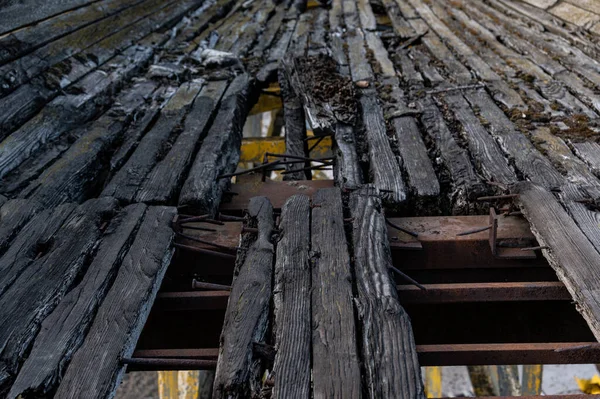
0, 199, 43, 257
179, 74, 253, 216
350, 186, 424, 398
213, 197, 274, 398
136, 80, 229, 204
573, 142, 600, 178
8, 204, 147, 398
272, 195, 311, 398
514, 182, 600, 340
54, 205, 176, 399
0, 197, 118, 393
333, 123, 363, 190
311, 188, 361, 398
103, 81, 203, 203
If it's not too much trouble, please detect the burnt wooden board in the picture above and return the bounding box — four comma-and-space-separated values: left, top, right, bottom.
350, 187, 424, 398
179, 74, 253, 216
8, 204, 147, 398
0, 197, 118, 394
53, 205, 176, 399
311, 188, 362, 398
272, 195, 311, 398
213, 196, 274, 398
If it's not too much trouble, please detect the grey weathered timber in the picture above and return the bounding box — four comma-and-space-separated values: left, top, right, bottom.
360, 88, 408, 206
213, 196, 274, 399
53, 205, 176, 399
0, 197, 118, 394
464, 90, 563, 189
0, 43, 154, 179
514, 182, 600, 341
278, 66, 310, 180
380, 0, 417, 38
440, 92, 517, 185
19, 81, 158, 208
349, 187, 424, 398
573, 142, 600, 179
8, 204, 147, 399
136, 80, 229, 204
311, 188, 361, 399
272, 195, 311, 398
333, 123, 363, 190
103, 81, 203, 203
179, 74, 253, 216
0, 199, 43, 257
0, 204, 75, 299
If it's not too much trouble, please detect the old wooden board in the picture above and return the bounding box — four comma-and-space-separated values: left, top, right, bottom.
53, 205, 176, 399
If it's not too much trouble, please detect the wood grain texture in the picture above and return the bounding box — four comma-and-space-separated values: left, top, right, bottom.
103, 81, 203, 203
573, 142, 600, 178
8, 204, 147, 399
136, 80, 229, 204
311, 188, 361, 399
179, 74, 253, 216
54, 205, 176, 399
333, 123, 363, 190
350, 186, 424, 398
272, 195, 311, 398
514, 182, 600, 341
0, 197, 118, 394
213, 196, 274, 399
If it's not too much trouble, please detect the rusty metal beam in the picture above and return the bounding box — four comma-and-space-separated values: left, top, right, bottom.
130, 343, 600, 368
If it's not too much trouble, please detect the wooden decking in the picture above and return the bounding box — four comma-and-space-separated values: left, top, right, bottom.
2, 0, 600, 396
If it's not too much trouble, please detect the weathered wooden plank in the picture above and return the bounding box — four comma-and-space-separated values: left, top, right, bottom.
333, 123, 363, 190
440, 92, 517, 185
380, 0, 417, 38
136, 80, 229, 204
464, 89, 563, 189
272, 195, 311, 398
0, 43, 154, 179
0, 204, 75, 299
573, 142, 600, 178
53, 205, 176, 399
513, 182, 600, 341
311, 188, 361, 399
213, 196, 274, 399
0, 199, 43, 257
103, 81, 203, 203
350, 186, 424, 398
0, 197, 118, 394
19, 81, 158, 207
278, 64, 309, 180
8, 204, 147, 398
179, 74, 253, 216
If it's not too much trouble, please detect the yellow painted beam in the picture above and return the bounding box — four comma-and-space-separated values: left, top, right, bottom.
158, 371, 179, 399
425, 367, 442, 398
240, 136, 332, 163
307, 0, 320, 8
249, 94, 282, 115
522, 365, 543, 395
178, 370, 200, 399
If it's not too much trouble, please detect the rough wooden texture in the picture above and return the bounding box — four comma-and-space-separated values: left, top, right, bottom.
0, 197, 119, 394
514, 182, 600, 341
102, 81, 203, 203
333, 123, 363, 190
0, 200, 44, 257
278, 66, 310, 181
0, 44, 154, 179
213, 196, 274, 399
179, 74, 253, 216
573, 142, 600, 178
272, 195, 311, 398
136, 80, 229, 204
350, 186, 424, 398
8, 204, 147, 398
311, 188, 361, 399
53, 205, 176, 399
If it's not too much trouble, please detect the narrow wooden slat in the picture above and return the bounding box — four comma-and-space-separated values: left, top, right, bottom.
213, 197, 274, 398
54, 205, 176, 399
350, 186, 424, 398
272, 195, 311, 398
311, 188, 361, 398
0, 197, 119, 392
179, 74, 253, 216
8, 204, 147, 398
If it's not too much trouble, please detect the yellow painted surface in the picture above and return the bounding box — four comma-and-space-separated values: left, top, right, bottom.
576, 374, 600, 394
249, 94, 282, 115
178, 370, 200, 399
307, 0, 320, 8
425, 367, 442, 398
522, 365, 543, 395
240, 136, 332, 163
158, 371, 179, 399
